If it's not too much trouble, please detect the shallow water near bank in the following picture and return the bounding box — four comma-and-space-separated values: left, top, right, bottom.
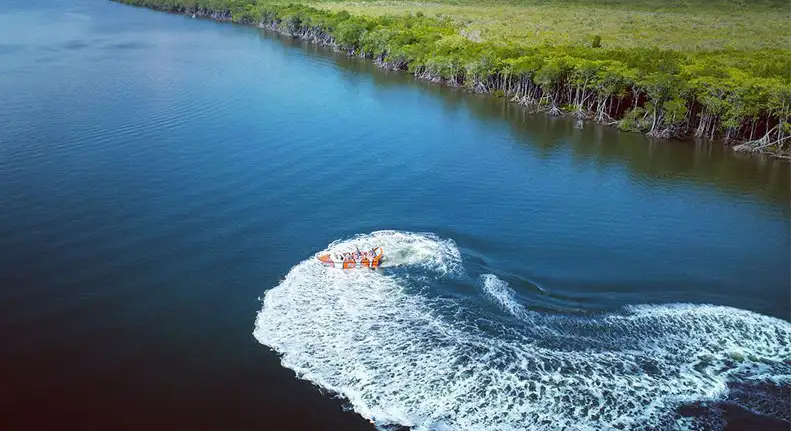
0, 1, 789, 430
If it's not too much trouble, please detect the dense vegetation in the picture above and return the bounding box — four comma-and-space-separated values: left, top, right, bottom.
114, 0, 791, 156
313, 0, 788, 51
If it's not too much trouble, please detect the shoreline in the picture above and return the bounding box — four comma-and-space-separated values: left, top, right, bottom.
113, 1, 790, 160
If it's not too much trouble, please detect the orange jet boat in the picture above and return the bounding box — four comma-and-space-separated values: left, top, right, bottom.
317, 247, 384, 269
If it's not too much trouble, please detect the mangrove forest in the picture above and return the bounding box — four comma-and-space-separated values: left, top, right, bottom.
114, 0, 791, 157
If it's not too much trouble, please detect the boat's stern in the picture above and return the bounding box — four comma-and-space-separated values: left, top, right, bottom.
370, 247, 384, 268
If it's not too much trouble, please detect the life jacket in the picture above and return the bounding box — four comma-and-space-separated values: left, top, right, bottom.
371, 248, 383, 268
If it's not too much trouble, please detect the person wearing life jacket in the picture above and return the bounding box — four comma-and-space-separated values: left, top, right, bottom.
360, 250, 371, 268
343, 252, 356, 269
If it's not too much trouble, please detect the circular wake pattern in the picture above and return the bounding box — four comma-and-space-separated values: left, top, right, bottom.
480, 273, 534, 321
254, 231, 791, 431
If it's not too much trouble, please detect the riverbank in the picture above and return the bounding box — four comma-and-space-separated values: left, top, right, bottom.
112, 0, 791, 158
3, 2, 790, 430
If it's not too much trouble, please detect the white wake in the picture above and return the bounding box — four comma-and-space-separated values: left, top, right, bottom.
254, 231, 791, 431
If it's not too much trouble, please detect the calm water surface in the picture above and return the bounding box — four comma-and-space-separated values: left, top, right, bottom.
1, 1, 789, 430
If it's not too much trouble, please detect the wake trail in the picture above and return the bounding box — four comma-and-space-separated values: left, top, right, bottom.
254, 230, 791, 431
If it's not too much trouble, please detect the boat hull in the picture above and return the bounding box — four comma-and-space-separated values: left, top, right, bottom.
317, 247, 384, 269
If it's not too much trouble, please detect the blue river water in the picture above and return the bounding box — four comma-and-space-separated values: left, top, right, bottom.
0, 1, 789, 430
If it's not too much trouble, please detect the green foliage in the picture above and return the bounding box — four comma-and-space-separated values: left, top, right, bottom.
115, 0, 791, 145
335, 17, 369, 49
315, 0, 787, 52
663, 98, 688, 124
619, 107, 650, 132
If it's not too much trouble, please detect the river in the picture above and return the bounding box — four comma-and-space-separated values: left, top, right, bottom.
1, 1, 789, 430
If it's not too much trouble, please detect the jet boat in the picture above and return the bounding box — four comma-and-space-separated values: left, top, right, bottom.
317, 247, 384, 269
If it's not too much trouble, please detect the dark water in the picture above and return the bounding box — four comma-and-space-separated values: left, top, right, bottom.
1, 1, 789, 430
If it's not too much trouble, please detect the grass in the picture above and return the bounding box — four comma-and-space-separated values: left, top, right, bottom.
293, 0, 789, 51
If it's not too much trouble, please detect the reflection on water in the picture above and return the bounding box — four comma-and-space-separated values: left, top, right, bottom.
0, 4, 788, 431
273, 32, 789, 208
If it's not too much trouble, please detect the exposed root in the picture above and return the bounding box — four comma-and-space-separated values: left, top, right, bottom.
131, 3, 791, 161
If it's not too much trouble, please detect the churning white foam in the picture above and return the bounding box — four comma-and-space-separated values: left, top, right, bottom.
325, 230, 463, 274
254, 231, 791, 431
480, 273, 532, 320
